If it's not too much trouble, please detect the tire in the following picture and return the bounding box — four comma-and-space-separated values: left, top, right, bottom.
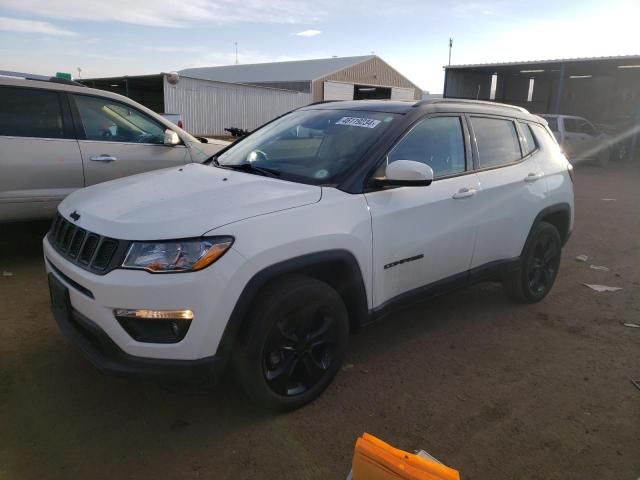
233, 274, 349, 411
503, 221, 562, 303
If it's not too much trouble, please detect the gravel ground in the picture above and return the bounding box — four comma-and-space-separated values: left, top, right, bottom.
0, 161, 638, 480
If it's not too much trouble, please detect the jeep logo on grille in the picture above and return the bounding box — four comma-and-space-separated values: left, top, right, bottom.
70, 211, 80, 221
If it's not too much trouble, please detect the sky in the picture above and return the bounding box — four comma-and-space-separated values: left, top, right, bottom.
0, 0, 638, 93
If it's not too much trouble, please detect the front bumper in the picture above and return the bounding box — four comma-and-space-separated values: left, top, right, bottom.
51, 293, 225, 380
43, 235, 248, 366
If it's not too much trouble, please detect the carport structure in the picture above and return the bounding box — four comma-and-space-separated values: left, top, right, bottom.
444, 55, 640, 155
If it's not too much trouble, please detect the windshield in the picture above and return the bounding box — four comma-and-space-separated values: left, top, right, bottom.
215, 109, 398, 184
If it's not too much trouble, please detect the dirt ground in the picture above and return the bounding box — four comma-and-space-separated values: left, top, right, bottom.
1, 162, 638, 480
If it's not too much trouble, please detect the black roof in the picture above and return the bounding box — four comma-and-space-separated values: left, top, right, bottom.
302, 98, 540, 122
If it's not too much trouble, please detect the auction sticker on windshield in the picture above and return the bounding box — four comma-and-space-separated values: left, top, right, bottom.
335, 117, 381, 128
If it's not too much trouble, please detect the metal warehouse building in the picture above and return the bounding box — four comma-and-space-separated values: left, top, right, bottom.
81, 73, 311, 136
443, 55, 640, 152
181, 55, 422, 103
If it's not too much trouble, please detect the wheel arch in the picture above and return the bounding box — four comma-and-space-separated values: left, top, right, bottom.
215, 249, 369, 361
529, 203, 572, 248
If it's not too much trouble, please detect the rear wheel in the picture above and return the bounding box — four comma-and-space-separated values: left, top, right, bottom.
504, 221, 562, 303
233, 275, 349, 411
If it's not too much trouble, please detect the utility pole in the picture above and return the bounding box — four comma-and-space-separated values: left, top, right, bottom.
77, 67, 82, 79
448, 38, 453, 66
235, 42, 239, 65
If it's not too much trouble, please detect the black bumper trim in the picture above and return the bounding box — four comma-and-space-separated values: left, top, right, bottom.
52, 303, 225, 381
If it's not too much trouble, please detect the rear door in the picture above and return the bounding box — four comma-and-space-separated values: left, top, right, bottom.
468, 116, 547, 268
365, 115, 480, 307
70, 94, 191, 186
0, 85, 83, 221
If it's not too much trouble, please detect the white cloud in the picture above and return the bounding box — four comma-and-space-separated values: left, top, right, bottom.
0, 16, 76, 36
294, 29, 321, 37
0, 0, 327, 27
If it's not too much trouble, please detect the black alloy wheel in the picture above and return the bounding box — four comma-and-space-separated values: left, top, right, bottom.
526, 231, 561, 296
504, 221, 562, 303
234, 275, 349, 410
263, 306, 340, 396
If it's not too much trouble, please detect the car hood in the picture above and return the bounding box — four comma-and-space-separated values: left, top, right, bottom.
58, 163, 321, 240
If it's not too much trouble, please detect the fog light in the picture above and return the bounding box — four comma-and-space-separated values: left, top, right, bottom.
114, 309, 193, 343
114, 309, 193, 320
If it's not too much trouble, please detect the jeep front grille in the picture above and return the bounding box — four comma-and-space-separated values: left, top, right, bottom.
48, 214, 126, 274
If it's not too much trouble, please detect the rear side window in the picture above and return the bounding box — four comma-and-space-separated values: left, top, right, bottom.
470, 117, 522, 168
544, 117, 558, 132
0, 87, 65, 139
388, 116, 466, 177
530, 123, 559, 149
520, 123, 537, 156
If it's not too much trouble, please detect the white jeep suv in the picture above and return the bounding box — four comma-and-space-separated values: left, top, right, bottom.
44, 99, 574, 410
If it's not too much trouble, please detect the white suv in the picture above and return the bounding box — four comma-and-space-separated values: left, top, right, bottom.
44, 99, 574, 410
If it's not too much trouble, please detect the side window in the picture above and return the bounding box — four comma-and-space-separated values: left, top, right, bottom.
544, 117, 558, 133
73, 95, 165, 144
520, 123, 537, 156
0, 87, 65, 139
563, 118, 580, 133
470, 116, 522, 168
388, 116, 466, 177
530, 123, 559, 149
578, 120, 597, 136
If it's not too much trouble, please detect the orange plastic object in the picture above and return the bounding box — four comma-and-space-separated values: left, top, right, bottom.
352, 433, 460, 480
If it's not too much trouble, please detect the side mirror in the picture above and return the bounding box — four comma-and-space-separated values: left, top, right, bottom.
375, 160, 434, 187
164, 129, 181, 146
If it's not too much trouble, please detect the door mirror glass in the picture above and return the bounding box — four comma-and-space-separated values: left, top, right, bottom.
375, 160, 434, 187
164, 129, 180, 146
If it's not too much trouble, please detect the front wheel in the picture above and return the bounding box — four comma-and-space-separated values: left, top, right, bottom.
504, 222, 562, 303
233, 275, 349, 411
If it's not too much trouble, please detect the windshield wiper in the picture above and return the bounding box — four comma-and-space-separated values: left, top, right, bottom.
218, 162, 282, 178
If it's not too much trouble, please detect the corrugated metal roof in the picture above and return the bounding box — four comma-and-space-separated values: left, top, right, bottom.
445, 54, 640, 69
179, 55, 375, 83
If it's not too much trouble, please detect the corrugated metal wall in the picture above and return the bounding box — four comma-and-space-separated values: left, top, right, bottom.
163, 76, 312, 136
313, 57, 421, 102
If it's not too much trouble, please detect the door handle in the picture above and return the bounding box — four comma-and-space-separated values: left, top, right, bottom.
452, 187, 477, 199
524, 172, 544, 183
90, 154, 117, 162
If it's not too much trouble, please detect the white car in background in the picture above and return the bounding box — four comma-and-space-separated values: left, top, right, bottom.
540, 114, 613, 166
0, 75, 228, 222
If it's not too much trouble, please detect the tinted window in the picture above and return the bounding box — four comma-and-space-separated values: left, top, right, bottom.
0, 87, 64, 139
521, 123, 537, 155
471, 117, 522, 168
388, 116, 466, 177
74, 95, 165, 144
578, 120, 597, 136
563, 118, 580, 133
544, 116, 558, 132
530, 123, 559, 149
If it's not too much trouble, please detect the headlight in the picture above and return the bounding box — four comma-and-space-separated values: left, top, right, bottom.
122, 237, 233, 273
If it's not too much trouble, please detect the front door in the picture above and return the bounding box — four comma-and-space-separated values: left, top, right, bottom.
365, 115, 479, 307
71, 94, 191, 186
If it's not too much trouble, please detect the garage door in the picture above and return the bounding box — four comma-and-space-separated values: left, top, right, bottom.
391, 87, 416, 101
324, 81, 354, 101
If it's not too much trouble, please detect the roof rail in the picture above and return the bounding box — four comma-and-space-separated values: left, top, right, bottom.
0, 70, 86, 87
413, 97, 528, 113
